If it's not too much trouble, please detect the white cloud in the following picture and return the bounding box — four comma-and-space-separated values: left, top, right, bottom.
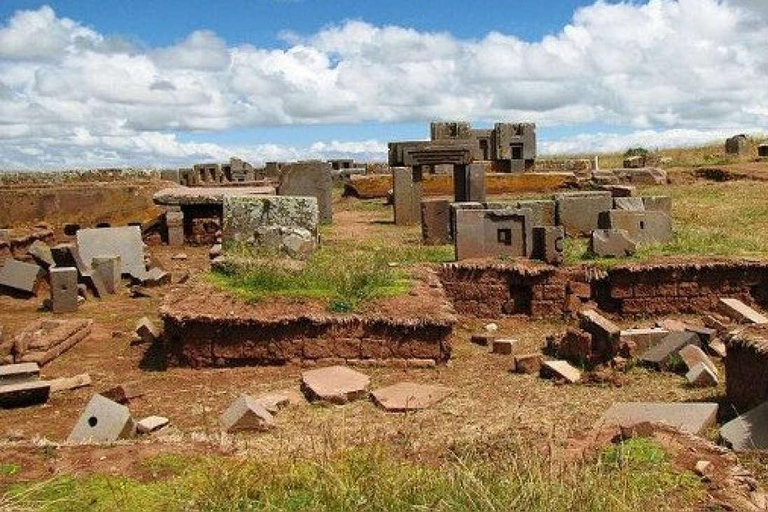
0, 1, 766, 168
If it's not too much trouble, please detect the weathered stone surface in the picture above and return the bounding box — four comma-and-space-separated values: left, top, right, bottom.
142, 267, 171, 287
721, 401, 768, 451
0, 362, 40, 385
135, 317, 160, 344
492, 338, 517, 355
48, 373, 92, 393
137, 415, 170, 434
50, 267, 78, 313
679, 345, 718, 376
278, 161, 333, 223
686, 363, 718, 387
718, 298, 768, 325
371, 382, 453, 412
578, 309, 620, 358
77, 226, 147, 281
393, 167, 421, 226
589, 229, 637, 258
223, 195, 319, 258
0, 259, 44, 295
725, 134, 749, 155
0, 380, 50, 408
554, 191, 613, 236
541, 360, 581, 383
613, 197, 645, 211
102, 381, 145, 404
620, 328, 669, 355
598, 402, 718, 435
642, 196, 672, 215
27, 240, 54, 268
470, 333, 495, 346
557, 328, 593, 363
221, 395, 274, 432
514, 353, 544, 374
454, 207, 533, 260
9, 318, 92, 366
532, 225, 564, 265
421, 199, 452, 245
598, 210, 673, 245
517, 199, 556, 226
639, 331, 699, 369
301, 366, 370, 404
153, 186, 275, 206
91, 255, 121, 294
68, 394, 136, 442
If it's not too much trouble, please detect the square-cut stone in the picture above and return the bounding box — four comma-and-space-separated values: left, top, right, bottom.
541, 360, 581, 384
0, 259, 45, 295
589, 229, 637, 258
77, 226, 147, 281
301, 366, 370, 404
0, 362, 40, 385
277, 161, 333, 223
718, 298, 768, 325
686, 363, 718, 387
721, 401, 768, 451
554, 192, 613, 236
492, 339, 517, 355
620, 328, 669, 355
679, 345, 718, 376
598, 210, 673, 245
371, 382, 453, 412
68, 394, 136, 442
0, 380, 50, 408
50, 267, 78, 313
220, 394, 274, 432
598, 402, 718, 435
137, 415, 170, 434
639, 331, 699, 369
101, 381, 145, 404
27, 241, 54, 268
514, 353, 543, 374
613, 197, 645, 211
92, 255, 121, 294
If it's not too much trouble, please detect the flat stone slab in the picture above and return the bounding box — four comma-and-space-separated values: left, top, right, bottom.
639, 331, 699, 369
0, 362, 40, 385
541, 360, 581, 383
301, 366, 370, 404
137, 415, 170, 434
719, 298, 768, 325
598, 402, 718, 435
679, 345, 718, 376
68, 394, 136, 443
590, 229, 637, 258
721, 401, 768, 451
0, 380, 50, 408
153, 186, 275, 206
0, 259, 44, 294
371, 382, 453, 412
77, 227, 147, 281
220, 395, 274, 432
686, 363, 718, 387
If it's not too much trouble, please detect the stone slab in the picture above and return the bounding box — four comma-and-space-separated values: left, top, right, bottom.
718, 298, 768, 325
642, 196, 672, 215
541, 360, 581, 383
721, 401, 768, 451
135, 317, 160, 344
554, 192, 613, 236
531, 225, 564, 265
492, 339, 517, 355
301, 365, 370, 404
68, 394, 136, 442
679, 345, 718, 376
137, 415, 170, 434
421, 199, 452, 245
598, 210, 673, 245
153, 186, 276, 206
371, 382, 453, 412
0, 362, 40, 386
0, 380, 50, 408
613, 197, 645, 211
514, 353, 543, 374
0, 259, 44, 294
102, 381, 145, 404
578, 309, 620, 357
92, 256, 121, 294
598, 402, 718, 435
686, 363, 718, 387
27, 240, 54, 268
50, 267, 78, 313
589, 229, 637, 258
639, 331, 699, 369
620, 328, 669, 355
278, 161, 333, 223
77, 227, 147, 281
48, 373, 92, 393
220, 394, 274, 432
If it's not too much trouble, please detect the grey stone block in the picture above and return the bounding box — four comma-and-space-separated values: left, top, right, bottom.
92, 256, 121, 294
0, 362, 40, 386
50, 267, 78, 313
421, 199, 452, 245
0, 259, 45, 295
68, 394, 136, 442
721, 401, 768, 451
598, 210, 673, 245
639, 331, 699, 369
554, 192, 613, 236
27, 241, 54, 269
517, 200, 556, 226
277, 161, 333, 223
0, 380, 50, 408
221, 394, 274, 432
454, 208, 533, 260
531, 225, 564, 265
393, 167, 421, 226
598, 402, 718, 435
589, 229, 637, 257
718, 298, 768, 325
613, 197, 645, 211
77, 226, 147, 281
642, 196, 672, 215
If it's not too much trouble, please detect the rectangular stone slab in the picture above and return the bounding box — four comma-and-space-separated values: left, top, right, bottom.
0, 362, 40, 385
77, 226, 147, 281
718, 298, 768, 325
598, 402, 718, 435
639, 331, 699, 369
0, 259, 44, 294
0, 380, 50, 408
721, 401, 768, 451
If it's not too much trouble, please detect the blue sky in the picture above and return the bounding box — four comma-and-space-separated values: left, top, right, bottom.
0, 0, 766, 168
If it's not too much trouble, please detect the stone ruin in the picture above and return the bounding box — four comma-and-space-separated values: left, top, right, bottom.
759, 143, 768, 158
725, 134, 749, 156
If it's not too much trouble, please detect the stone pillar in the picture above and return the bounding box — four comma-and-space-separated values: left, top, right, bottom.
166, 209, 184, 247
393, 167, 421, 225
467, 163, 486, 202
532, 226, 565, 266
50, 267, 78, 313
92, 255, 122, 294
421, 199, 452, 245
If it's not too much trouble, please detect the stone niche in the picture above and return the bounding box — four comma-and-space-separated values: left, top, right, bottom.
222, 195, 319, 259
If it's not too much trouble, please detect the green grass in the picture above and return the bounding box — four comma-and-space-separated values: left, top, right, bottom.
2, 442, 702, 512
210, 246, 411, 313
0, 463, 19, 477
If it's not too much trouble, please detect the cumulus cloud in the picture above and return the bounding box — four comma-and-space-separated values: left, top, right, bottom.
0, 1, 766, 168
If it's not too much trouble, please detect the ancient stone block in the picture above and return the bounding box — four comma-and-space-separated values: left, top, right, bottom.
10, 318, 92, 366
639, 331, 699, 369
0, 380, 50, 408
301, 366, 370, 404
578, 309, 620, 359
221, 395, 275, 432
718, 298, 768, 325
532, 226, 564, 265
50, 267, 78, 313
541, 360, 581, 383
466, 163, 486, 202
49, 373, 92, 393
137, 416, 170, 434
759, 144, 768, 158
598, 210, 673, 245
598, 402, 718, 435
454, 208, 533, 260
471, 333, 495, 346
517, 199, 556, 226
90, 256, 120, 295
554, 192, 613, 236
725, 134, 748, 155
686, 363, 718, 387
721, 401, 768, 451
68, 394, 136, 442
135, 317, 160, 344
393, 167, 421, 226
421, 199, 452, 245
679, 345, 718, 376
0, 362, 40, 386
557, 328, 593, 363
492, 338, 517, 355
514, 353, 544, 374
613, 197, 645, 211
619, 328, 669, 355
142, 267, 170, 287
27, 240, 54, 269
77, 226, 147, 281
0, 259, 44, 295
278, 161, 333, 223
371, 382, 453, 412
642, 196, 672, 215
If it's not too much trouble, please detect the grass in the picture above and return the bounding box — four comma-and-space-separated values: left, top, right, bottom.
210, 246, 412, 312
2, 440, 702, 512
0, 463, 19, 477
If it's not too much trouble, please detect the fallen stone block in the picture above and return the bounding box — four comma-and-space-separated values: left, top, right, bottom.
470, 333, 496, 346
221, 395, 274, 432
11, 318, 93, 366
556, 328, 593, 363
27, 240, 54, 269
77, 226, 147, 281
254, 392, 299, 414
718, 298, 768, 325
707, 340, 727, 358
135, 317, 160, 344
598, 210, 673, 245
721, 401, 768, 451
142, 267, 170, 287
0, 259, 45, 295
531, 225, 564, 265
492, 339, 517, 355
686, 362, 718, 387
91, 255, 121, 294
48, 373, 92, 393
50, 267, 78, 313
578, 309, 620, 359
371, 382, 453, 412
598, 402, 718, 435
639, 331, 699, 370
68, 394, 136, 443
642, 196, 672, 216
301, 366, 370, 404
679, 345, 718, 376
589, 229, 637, 258
514, 353, 544, 374
0, 362, 40, 385
541, 360, 581, 384
101, 381, 145, 404
619, 328, 670, 355
137, 416, 170, 434
51, 243, 90, 274
0, 380, 50, 408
